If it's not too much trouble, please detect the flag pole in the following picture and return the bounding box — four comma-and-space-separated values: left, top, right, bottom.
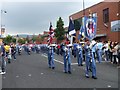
70, 35, 73, 44
83, 0, 85, 16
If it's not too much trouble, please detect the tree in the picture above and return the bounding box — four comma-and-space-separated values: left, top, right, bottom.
18, 38, 25, 44
12, 38, 16, 43
54, 17, 65, 43
32, 35, 37, 43
3, 35, 12, 44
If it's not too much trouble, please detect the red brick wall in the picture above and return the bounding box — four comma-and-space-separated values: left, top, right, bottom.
70, 2, 120, 42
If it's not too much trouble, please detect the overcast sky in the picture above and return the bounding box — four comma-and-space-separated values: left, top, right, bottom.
0, 0, 103, 35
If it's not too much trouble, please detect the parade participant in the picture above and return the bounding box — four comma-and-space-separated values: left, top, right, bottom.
91, 40, 97, 61
60, 43, 64, 56
26, 44, 31, 55
76, 42, 83, 66
96, 40, 103, 63
63, 44, 72, 74
11, 44, 17, 60
47, 44, 55, 69
72, 43, 77, 58
0, 42, 6, 74
18, 44, 22, 55
84, 40, 97, 79
4, 43, 11, 63
56, 44, 60, 55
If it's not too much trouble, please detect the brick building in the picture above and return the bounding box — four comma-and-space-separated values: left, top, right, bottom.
70, 1, 120, 42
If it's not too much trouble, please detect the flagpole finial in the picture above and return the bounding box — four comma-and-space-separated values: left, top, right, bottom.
70, 17, 72, 20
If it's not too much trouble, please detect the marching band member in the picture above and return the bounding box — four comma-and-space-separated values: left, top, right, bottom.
76, 42, 83, 66
47, 44, 55, 69
84, 40, 97, 79
63, 44, 72, 74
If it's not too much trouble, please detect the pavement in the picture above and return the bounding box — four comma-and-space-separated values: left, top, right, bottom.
1, 51, 119, 88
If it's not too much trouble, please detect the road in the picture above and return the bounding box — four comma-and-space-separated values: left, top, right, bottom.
1, 51, 119, 89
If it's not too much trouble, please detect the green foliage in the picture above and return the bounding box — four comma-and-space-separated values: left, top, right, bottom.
54, 17, 65, 41
18, 38, 25, 44
12, 38, 16, 43
3, 35, 12, 44
32, 36, 37, 42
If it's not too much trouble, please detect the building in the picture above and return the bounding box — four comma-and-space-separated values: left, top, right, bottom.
70, 1, 120, 42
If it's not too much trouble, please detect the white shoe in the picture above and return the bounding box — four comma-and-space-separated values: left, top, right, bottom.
0, 72, 6, 75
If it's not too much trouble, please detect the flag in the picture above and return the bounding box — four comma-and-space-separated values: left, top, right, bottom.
84, 16, 97, 40
78, 17, 85, 40
47, 22, 54, 44
78, 25, 84, 40
68, 18, 76, 36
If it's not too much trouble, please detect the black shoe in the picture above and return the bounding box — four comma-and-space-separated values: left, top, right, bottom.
8, 61, 11, 63
92, 76, 97, 79
52, 67, 55, 69
85, 76, 89, 78
49, 67, 51, 69
64, 71, 67, 73
68, 71, 71, 74
81, 64, 83, 66
78, 64, 81, 66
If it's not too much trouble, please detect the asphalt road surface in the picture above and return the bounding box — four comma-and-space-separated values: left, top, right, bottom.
1, 51, 119, 89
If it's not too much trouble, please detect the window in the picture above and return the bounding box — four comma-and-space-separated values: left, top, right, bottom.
103, 8, 109, 23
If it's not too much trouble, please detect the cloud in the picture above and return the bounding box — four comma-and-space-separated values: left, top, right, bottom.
1, 1, 103, 35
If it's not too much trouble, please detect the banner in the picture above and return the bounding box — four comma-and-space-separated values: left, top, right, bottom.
84, 16, 97, 40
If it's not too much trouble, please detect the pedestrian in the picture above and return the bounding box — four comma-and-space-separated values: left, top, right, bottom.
96, 40, 103, 63
4, 43, 11, 63
0, 42, 6, 75
117, 42, 120, 68
103, 41, 109, 61
112, 42, 118, 64
109, 41, 114, 63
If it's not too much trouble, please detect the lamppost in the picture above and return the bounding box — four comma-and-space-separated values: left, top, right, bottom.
1, 10, 7, 38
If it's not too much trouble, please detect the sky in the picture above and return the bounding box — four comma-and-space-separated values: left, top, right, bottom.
0, 0, 104, 35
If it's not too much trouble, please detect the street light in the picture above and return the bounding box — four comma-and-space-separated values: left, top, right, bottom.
1, 10, 7, 38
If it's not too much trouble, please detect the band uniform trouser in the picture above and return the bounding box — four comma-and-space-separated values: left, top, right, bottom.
76, 48, 83, 65
48, 48, 55, 68
85, 52, 96, 77
63, 51, 71, 72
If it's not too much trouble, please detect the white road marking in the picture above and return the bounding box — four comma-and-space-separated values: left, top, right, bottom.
54, 59, 64, 64
41, 73, 44, 75
107, 85, 111, 88
16, 75, 19, 78
41, 54, 64, 65
71, 63, 78, 65
41, 53, 107, 66
3, 77, 6, 79
28, 74, 32, 77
